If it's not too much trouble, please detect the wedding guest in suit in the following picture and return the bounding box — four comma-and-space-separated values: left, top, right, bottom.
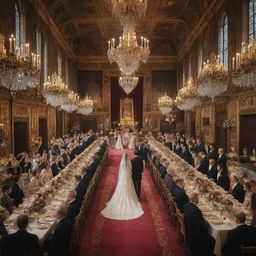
197, 151, 209, 175
207, 159, 217, 181
66, 190, 81, 222
164, 168, 177, 194
222, 211, 256, 256
243, 182, 253, 208
10, 175, 24, 207
172, 178, 189, 213
76, 167, 91, 201
61, 148, 70, 166
216, 163, 230, 191
0, 184, 14, 214
158, 158, 167, 179
51, 156, 60, 177
3, 214, 39, 256
218, 148, 227, 170
131, 151, 144, 200
180, 143, 193, 165
231, 175, 245, 203
47, 205, 72, 256
193, 138, 206, 154
208, 143, 218, 161
184, 192, 215, 256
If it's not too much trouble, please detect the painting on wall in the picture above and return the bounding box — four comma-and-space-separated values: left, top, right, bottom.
77, 71, 103, 111
151, 70, 177, 111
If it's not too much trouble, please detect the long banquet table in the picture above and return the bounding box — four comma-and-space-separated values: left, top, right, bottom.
4, 139, 101, 244
148, 138, 251, 256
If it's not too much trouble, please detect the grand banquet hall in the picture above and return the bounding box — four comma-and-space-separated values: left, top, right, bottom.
0, 0, 256, 255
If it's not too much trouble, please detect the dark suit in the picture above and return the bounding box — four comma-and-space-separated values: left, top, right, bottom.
207, 164, 217, 181
180, 149, 193, 165
76, 173, 92, 201
4, 230, 39, 256
10, 183, 24, 207
67, 199, 81, 221
218, 154, 228, 170
222, 224, 256, 256
164, 174, 176, 194
194, 143, 206, 154
172, 186, 189, 213
131, 156, 143, 199
232, 183, 245, 203
48, 217, 72, 256
158, 164, 167, 179
51, 162, 60, 177
216, 170, 230, 191
197, 157, 209, 175
208, 149, 218, 161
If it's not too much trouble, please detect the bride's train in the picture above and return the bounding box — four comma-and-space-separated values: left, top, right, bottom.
101, 153, 144, 220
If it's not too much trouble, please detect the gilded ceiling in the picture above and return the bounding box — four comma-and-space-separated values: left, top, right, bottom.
33, 0, 224, 61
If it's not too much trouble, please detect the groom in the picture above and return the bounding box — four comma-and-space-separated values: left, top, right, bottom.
131, 150, 144, 200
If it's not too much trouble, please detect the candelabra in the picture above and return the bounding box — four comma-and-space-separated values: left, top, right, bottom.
119, 75, 138, 94
197, 53, 228, 101
43, 73, 69, 107
0, 33, 40, 92
77, 96, 94, 115
61, 91, 79, 113
158, 94, 173, 115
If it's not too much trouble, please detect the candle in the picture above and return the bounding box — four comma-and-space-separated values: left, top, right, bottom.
232, 57, 235, 70
9, 37, 12, 53
108, 40, 110, 49
141, 36, 143, 47
147, 40, 149, 48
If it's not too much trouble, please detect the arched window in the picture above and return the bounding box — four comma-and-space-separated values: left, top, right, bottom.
15, 2, 21, 49
249, 0, 256, 43
218, 14, 228, 68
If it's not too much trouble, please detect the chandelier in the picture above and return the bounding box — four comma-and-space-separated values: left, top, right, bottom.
77, 96, 93, 115
175, 79, 200, 111
61, 91, 79, 113
231, 40, 256, 88
43, 73, 69, 107
158, 94, 173, 115
107, 27, 149, 75
119, 75, 138, 94
197, 53, 228, 101
105, 0, 147, 19
0, 34, 40, 92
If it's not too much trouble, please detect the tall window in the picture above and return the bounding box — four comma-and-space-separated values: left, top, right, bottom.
57, 49, 62, 77
218, 14, 228, 67
15, 2, 21, 49
249, 0, 256, 43
188, 54, 192, 79
198, 46, 203, 75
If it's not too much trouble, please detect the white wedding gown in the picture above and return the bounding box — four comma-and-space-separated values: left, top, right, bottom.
115, 135, 124, 150
101, 153, 144, 220
128, 135, 136, 149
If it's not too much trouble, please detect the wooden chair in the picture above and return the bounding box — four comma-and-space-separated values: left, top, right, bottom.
241, 246, 256, 255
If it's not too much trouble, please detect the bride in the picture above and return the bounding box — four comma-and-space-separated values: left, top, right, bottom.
101, 153, 144, 220
115, 134, 123, 150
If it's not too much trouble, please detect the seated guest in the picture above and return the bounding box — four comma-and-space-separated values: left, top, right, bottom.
197, 151, 209, 175
10, 175, 25, 207
0, 206, 9, 239
61, 147, 70, 166
47, 205, 72, 256
216, 163, 230, 191
57, 155, 65, 170
218, 148, 227, 170
194, 138, 206, 154
3, 214, 39, 256
208, 143, 218, 161
222, 211, 256, 256
51, 156, 60, 177
184, 192, 215, 256
207, 159, 217, 181
158, 158, 167, 179
173, 143, 182, 156
172, 178, 189, 213
231, 175, 245, 203
66, 190, 81, 221
0, 184, 14, 214
76, 167, 91, 201
40, 164, 53, 184
164, 168, 177, 194
29, 170, 41, 193
180, 143, 193, 165
243, 182, 253, 209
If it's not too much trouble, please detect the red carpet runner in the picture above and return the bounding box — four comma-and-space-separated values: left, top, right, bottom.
78, 149, 184, 256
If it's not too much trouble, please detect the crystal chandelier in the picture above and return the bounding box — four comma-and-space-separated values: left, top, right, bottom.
0, 33, 40, 92
43, 73, 69, 107
197, 53, 228, 101
107, 27, 149, 75
105, 0, 147, 19
61, 91, 79, 113
175, 79, 200, 111
158, 94, 173, 115
77, 96, 93, 115
119, 75, 138, 94
231, 40, 256, 88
